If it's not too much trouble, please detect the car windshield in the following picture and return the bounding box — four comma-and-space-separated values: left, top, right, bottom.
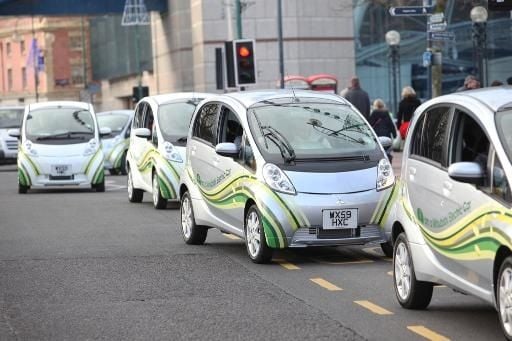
496, 110, 512, 161
158, 99, 203, 144
97, 114, 130, 136
248, 99, 377, 161
26, 107, 95, 144
0, 108, 24, 129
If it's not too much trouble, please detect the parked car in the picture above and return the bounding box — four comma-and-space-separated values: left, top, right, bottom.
0, 106, 24, 164
97, 110, 134, 175
382, 87, 512, 339
126, 92, 214, 209
179, 90, 395, 263
8, 101, 110, 193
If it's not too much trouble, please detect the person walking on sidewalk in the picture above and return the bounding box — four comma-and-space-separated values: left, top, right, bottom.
340, 76, 370, 120
369, 99, 396, 162
396, 86, 421, 140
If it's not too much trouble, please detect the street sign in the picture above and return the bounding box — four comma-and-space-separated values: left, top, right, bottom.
428, 31, 455, 41
428, 22, 447, 32
429, 13, 445, 24
389, 6, 433, 16
423, 51, 432, 67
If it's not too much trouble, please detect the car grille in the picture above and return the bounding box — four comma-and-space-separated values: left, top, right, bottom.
316, 228, 360, 239
5, 140, 18, 150
49, 175, 74, 181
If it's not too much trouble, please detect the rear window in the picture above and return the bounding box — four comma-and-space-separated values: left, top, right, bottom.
158, 99, 204, 144
0, 108, 23, 129
97, 114, 130, 137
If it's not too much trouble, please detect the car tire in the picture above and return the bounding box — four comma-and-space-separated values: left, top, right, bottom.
393, 232, 433, 309
152, 171, 167, 209
244, 205, 273, 264
120, 151, 128, 175
127, 167, 143, 203
380, 241, 393, 258
180, 191, 207, 245
497, 256, 512, 340
93, 180, 105, 192
109, 168, 119, 176
18, 183, 28, 194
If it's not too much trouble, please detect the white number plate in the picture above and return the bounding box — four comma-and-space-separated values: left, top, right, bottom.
51, 164, 71, 175
322, 208, 358, 229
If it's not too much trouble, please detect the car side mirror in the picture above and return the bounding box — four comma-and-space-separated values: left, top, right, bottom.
215, 142, 239, 157
8, 128, 21, 139
448, 162, 484, 185
134, 127, 151, 139
378, 136, 392, 149
99, 127, 112, 137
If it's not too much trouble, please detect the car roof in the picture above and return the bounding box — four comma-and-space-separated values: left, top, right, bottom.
28, 101, 92, 111
0, 106, 24, 110
96, 110, 133, 116
148, 92, 215, 106
219, 89, 349, 108
446, 86, 512, 112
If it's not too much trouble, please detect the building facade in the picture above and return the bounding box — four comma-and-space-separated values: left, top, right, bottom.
0, 16, 92, 106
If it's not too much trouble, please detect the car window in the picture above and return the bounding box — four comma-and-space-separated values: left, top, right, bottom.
0, 108, 24, 128
158, 100, 203, 144
492, 153, 512, 204
410, 106, 450, 166
134, 102, 146, 129
449, 109, 490, 173
192, 103, 219, 145
495, 110, 512, 162
97, 114, 130, 138
218, 106, 243, 149
242, 135, 256, 171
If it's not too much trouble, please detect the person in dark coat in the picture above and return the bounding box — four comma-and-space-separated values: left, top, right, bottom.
396, 86, 421, 139
340, 76, 370, 120
369, 99, 396, 162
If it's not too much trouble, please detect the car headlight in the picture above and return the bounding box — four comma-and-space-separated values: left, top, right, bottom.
23, 140, 38, 157
164, 141, 183, 163
262, 163, 296, 195
84, 139, 99, 156
376, 158, 395, 191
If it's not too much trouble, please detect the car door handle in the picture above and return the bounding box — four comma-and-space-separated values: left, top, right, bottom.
191, 145, 196, 156
408, 167, 416, 181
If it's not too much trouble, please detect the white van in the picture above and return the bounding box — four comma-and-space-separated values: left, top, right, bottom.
0, 106, 24, 163
9, 101, 110, 193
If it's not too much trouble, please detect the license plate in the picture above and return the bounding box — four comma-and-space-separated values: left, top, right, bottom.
51, 164, 71, 175
322, 208, 358, 229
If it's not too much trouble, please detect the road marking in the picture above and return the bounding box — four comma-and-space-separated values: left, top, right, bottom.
354, 300, 393, 315
387, 271, 393, 276
222, 233, 241, 240
312, 258, 374, 265
273, 259, 300, 270
407, 325, 450, 341
310, 278, 343, 291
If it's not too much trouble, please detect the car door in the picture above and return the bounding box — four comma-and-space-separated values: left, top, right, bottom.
129, 102, 147, 188
140, 104, 155, 190
405, 105, 453, 253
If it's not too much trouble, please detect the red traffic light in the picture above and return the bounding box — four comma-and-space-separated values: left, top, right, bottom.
239, 46, 251, 58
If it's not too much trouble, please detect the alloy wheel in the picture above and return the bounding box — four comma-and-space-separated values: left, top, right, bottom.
181, 196, 192, 239
395, 241, 411, 300
152, 174, 159, 206
500, 267, 512, 336
246, 211, 261, 258
127, 170, 133, 198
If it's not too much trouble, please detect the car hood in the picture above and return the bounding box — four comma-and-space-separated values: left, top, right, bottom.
31, 142, 91, 157
284, 167, 377, 194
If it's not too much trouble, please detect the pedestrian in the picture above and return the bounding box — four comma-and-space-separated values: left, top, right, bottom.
369, 99, 396, 162
491, 80, 504, 86
340, 76, 370, 120
456, 75, 480, 92
396, 86, 421, 140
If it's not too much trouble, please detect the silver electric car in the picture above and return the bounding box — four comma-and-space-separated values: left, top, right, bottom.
97, 110, 134, 175
382, 87, 512, 339
179, 90, 395, 263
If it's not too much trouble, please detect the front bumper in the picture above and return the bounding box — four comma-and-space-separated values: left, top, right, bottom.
289, 225, 386, 247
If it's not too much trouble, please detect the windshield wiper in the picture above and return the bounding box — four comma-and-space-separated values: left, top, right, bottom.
307, 123, 366, 145
262, 126, 296, 163
35, 131, 90, 141
250, 110, 268, 149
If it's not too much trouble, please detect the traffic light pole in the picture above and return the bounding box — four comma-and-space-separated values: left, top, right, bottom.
235, 0, 242, 39
277, 0, 285, 89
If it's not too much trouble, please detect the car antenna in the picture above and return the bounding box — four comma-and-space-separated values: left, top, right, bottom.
290, 86, 299, 103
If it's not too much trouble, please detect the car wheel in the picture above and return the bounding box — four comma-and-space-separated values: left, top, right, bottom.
120, 151, 128, 175
393, 232, 433, 309
498, 256, 512, 340
18, 183, 28, 194
180, 191, 207, 245
109, 168, 119, 176
152, 172, 167, 209
127, 167, 143, 203
380, 241, 393, 258
245, 205, 273, 264
94, 180, 105, 192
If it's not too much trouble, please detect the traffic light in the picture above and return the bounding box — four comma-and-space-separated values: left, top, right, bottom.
488, 0, 512, 11
234, 39, 256, 86
132, 86, 149, 103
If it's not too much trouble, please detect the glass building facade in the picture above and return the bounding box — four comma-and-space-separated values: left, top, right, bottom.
353, 0, 512, 108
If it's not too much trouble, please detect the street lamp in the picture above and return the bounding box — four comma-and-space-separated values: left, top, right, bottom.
385, 30, 400, 115
471, 6, 488, 87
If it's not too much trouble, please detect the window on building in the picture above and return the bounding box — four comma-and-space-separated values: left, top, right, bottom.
6, 42, 11, 57
69, 34, 83, 50
20, 40, 25, 54
21, 67, 27, 89
7, 69, 13, 90
71, 65, 84, 85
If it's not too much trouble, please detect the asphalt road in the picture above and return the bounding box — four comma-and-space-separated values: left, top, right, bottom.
0, 162, 504, 341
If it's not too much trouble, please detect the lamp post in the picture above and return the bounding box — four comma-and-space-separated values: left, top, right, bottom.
385, 30, 400, 115
471, 6, 488, 87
